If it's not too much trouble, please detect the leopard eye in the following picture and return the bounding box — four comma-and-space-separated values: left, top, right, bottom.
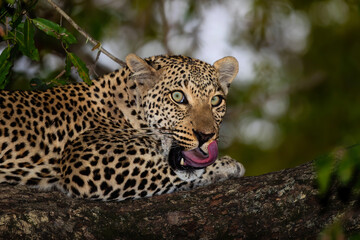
171, 91, 187, 104
211, 95, 223, 107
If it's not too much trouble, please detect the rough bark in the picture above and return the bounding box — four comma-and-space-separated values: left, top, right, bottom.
0, 159, 359, 240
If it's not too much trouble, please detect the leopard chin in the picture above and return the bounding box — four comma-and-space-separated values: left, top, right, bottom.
168, 141, 218, 171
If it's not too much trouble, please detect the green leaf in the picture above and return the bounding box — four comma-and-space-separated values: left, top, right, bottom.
6, 23, 39, 61
32, 18, 77, 46
315, 154, 335, 195
337, 153, 355, 185
347, 144, 360, 168
10, 4, 24, 29
0, 46, 14, 89
23, 18, 40, 61
6, 25, 24, 43
7, 30, 27, 58
67, 52, 91, 85
337, 145, 360, 185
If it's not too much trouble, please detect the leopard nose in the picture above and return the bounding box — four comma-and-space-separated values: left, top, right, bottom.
193, 129, 215, 147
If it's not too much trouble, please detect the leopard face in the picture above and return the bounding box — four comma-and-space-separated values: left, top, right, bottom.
126, 54, 239, 171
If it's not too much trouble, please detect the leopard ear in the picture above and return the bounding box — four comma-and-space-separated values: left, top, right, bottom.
126, 53, 158, 92
213, 56, 239, 95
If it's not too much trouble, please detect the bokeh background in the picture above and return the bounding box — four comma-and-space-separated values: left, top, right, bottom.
2, 0, 360, 176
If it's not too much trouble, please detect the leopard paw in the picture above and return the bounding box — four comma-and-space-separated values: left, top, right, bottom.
199, 156, 245, 183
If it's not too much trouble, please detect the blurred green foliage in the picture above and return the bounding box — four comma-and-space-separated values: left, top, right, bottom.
315, 145, 360, 196
0, 0, 359, 181
320, 219, 360, 240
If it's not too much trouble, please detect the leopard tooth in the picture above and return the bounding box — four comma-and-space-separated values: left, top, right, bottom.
180, 158, 185, 166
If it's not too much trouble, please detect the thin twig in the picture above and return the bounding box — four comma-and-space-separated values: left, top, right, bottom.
54, 69, 66, 79
46, 0, 126, 67
88, 50, 102, 77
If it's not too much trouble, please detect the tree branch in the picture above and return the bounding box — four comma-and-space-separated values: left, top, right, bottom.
0, 159, 359, 239
46, 0, 127, 67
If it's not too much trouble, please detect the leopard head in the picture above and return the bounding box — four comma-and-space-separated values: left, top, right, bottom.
126, 54, 238, 170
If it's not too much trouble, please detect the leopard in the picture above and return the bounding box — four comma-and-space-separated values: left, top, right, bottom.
0, 54, 245, 201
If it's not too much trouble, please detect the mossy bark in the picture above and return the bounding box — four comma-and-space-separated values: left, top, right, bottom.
0, 159, 359, 239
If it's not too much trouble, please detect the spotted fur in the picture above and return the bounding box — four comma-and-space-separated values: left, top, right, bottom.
0, 54, 245, 201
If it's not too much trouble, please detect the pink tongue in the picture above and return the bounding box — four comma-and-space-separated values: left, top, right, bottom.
182, 141, 218, 167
